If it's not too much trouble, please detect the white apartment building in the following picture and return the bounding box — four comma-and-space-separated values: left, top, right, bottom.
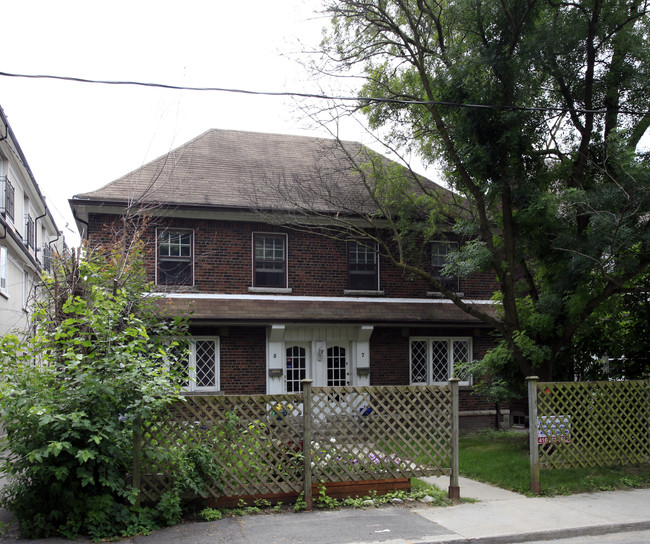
0, 105, 63, 338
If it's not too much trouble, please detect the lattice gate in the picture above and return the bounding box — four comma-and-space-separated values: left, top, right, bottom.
310, 386, 452, 482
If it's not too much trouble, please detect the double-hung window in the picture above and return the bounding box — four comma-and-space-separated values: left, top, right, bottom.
253, 233, 287, 288
410, 337, 472, 385
157, 229, 193, 286
431, 241, 459, 293
173, 337, 220, 392
348, 241, 379, 291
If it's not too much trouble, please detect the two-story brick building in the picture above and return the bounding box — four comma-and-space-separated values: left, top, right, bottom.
69, 129, 505, 430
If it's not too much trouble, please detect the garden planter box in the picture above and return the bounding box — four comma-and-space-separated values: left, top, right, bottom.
212, 478, 411, 508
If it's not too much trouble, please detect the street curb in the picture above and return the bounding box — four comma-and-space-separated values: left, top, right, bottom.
419, 520, 650, 544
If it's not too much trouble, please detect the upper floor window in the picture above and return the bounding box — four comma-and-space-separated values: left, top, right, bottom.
410, 337, 472, 386
431, 241, 459, 293
42, 244, 52, 274
2, 177, 15, 223
24, 214, 35, 249
157, 229, 193, 286
0, 246, 7, 296
253, 233, 286, 288
348, 241, 378, 291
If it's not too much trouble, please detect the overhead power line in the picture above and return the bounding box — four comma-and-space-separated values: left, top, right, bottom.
1, 70, 648, 117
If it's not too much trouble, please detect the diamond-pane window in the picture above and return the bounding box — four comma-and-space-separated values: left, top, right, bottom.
175, 337, 219, 392
431, 340, 449, 383
195, 340, 217, 388
410, 340, 428, 384
452, 340, 471, 382
410, 337, 471, 385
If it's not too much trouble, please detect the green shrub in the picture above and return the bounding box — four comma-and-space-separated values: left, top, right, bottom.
0, 239, 190, 540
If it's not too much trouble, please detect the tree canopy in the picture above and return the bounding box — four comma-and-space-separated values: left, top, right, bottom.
308, 0, 650, 395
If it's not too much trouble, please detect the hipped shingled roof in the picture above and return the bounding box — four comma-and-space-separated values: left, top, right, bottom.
71, 129, 492, 327
72, 129, 448, 214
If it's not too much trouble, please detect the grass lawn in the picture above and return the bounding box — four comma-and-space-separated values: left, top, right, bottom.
459, 430, 650, 495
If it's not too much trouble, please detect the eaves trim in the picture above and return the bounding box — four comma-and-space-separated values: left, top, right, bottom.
154, 292, 496, 305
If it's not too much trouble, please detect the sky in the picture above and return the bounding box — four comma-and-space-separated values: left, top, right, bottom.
2, 0, 401, 247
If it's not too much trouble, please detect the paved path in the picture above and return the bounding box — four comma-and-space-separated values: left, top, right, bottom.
2, 477, 650, 543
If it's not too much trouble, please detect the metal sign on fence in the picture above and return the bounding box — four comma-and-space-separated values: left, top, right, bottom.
537, 415, 571, 445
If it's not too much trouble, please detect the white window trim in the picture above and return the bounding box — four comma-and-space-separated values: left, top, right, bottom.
409, 336, 472, 386
185, 336, 220, 392
251, 231, 288, 290
346, 240, 381, 293
155, 228, 195, 286
430, 240, 460, 294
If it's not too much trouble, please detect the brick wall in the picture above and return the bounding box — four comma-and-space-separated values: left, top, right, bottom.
218, 326, 267, 395
86, 213, 497, 298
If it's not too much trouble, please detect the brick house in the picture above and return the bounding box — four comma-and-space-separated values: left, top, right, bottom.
69, 129, 506, 430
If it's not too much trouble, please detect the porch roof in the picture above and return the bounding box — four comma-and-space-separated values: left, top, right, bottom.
155, 294, 497, 326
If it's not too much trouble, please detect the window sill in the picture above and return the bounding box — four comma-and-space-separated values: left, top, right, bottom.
155, 284, 197, 292
427, 291, 464, 298
343, 290, 385, 296
248, 287, 293, 294
182, 390, 224, 396
0, 289, 9, 300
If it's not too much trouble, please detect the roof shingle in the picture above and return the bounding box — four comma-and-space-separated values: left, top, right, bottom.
73, 129, 447, 214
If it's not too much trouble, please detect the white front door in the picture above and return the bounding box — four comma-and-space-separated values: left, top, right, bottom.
266, 325, 372, 394
325, 344, 349, 386
286, 342, 350, 390
285, 343, 309, 393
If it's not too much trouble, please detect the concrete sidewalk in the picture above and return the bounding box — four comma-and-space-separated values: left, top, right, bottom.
2, 478, 650, 543
418, 476, 650, 543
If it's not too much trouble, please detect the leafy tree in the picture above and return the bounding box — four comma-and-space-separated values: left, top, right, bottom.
569, 272, 650, 380
289, 0, 650, 396
0, 233, 194, 540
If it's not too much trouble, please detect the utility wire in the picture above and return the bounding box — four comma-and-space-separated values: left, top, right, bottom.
1, 70, 648, 117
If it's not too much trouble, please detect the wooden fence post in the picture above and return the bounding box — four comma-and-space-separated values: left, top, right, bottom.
133, 415, 142, 508
302, 379, 313, 510
449, 378, 460, 499
527, 376, 541, 494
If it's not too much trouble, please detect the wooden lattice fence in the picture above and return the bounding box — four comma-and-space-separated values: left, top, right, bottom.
310, 386, 453, 483
527, 378, 650, 491
136, 383, 456, 503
